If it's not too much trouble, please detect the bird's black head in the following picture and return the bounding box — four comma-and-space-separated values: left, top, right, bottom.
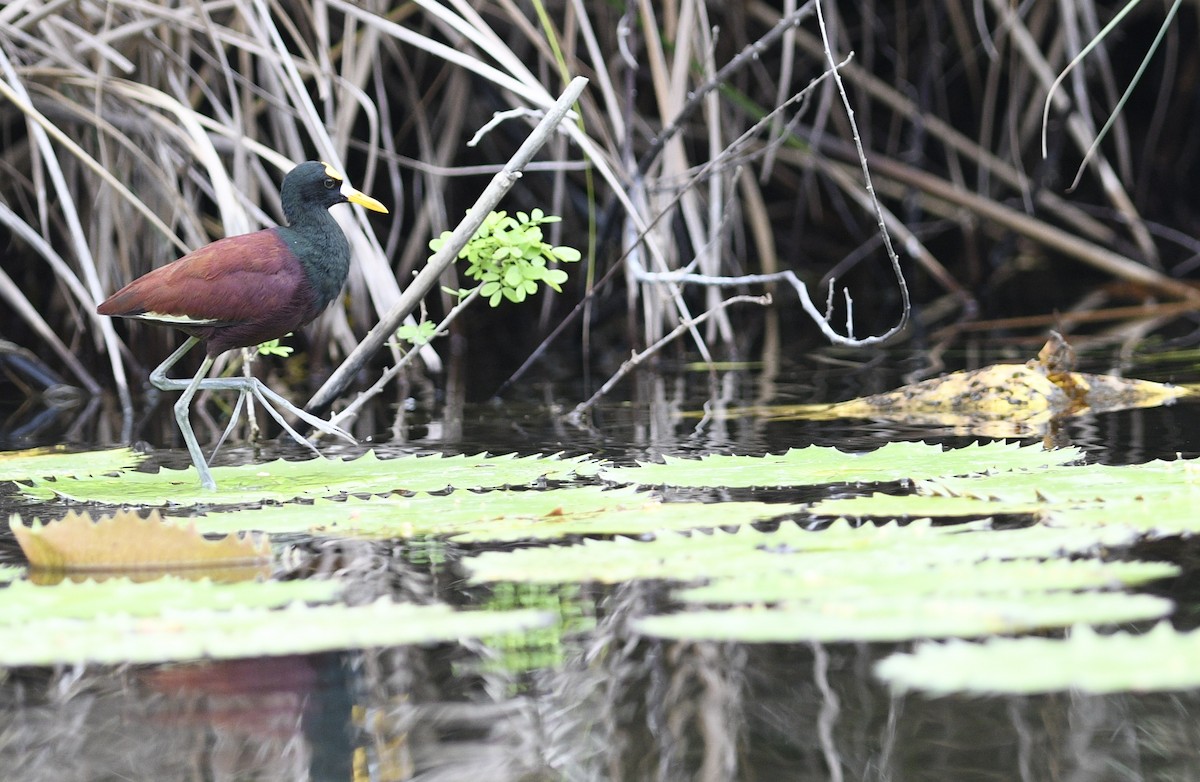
280, 161, 388, 225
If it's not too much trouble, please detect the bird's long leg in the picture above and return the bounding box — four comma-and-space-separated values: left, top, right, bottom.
179, 376, 356, 445
148, 336, 202, 391
209, 390, 247, 460
174, 354, 218, 491
248, 379, 356, 444
247, 386, 323, 455
147, 336, 217, 489
148, 337, 354, 486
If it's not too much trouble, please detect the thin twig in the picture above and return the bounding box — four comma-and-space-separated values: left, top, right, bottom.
811, 0, 909, 342
325, 289, 481, 433
566, 294, 771, 424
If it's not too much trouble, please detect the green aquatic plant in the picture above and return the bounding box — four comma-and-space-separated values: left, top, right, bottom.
431, 209, 582, 307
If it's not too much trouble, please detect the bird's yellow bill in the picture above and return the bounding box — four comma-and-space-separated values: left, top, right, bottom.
345, 187, 389, 214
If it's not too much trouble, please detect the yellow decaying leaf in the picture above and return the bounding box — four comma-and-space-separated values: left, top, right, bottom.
708, 333, 1190, 439
823, 333, 1188, 420
9, 509, 270, 571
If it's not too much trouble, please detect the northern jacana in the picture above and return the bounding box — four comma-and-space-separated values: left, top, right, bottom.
98, 161, 389, 490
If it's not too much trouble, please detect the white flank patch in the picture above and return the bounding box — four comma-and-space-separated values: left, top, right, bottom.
138, 311, 220, 325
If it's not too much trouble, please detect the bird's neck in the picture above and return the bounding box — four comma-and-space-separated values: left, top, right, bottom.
277, 207, 351, 311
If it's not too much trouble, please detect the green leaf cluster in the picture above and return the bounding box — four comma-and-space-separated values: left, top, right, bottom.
395, 319, 440, 346
255, 336, 294, 358
430, 209, 582, 307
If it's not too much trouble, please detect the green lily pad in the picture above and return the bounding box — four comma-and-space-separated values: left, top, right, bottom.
919, 460, 1196, 502
678, 557, 1177, 604
186, 486, 798, 541
1047, 496, 1200, 537
810, 493, 1047, 519
0, 576, 341, 624
0, 447, 145, 482
0, 600, 552, 666
877, 624, 1200, 695
20, 451, 602, 505
814, 456, 1200, 538
599, 441, 1081, 488
632, 592, 1171, 643
465, 520, 1143, 586
466, 517, 1168, 642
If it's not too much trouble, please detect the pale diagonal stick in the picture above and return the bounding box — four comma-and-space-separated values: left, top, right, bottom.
305, 76, 589, 414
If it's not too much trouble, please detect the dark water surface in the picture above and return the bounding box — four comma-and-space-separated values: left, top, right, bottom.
3, 342, 1200, 781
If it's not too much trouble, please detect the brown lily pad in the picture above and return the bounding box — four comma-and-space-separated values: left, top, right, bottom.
10, 509, 270, 571
719, 333, 1188, 437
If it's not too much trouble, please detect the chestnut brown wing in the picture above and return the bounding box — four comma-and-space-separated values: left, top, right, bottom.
98, 229, 308, 328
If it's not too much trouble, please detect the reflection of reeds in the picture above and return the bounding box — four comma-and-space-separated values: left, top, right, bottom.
2, 2, 1194, 410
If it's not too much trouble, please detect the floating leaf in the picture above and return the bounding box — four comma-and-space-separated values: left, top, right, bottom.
917, 461, 1199, 503
678, 557, 1177, 605
466, 520, 1143, 586
725, 334, 1189, 438
11, 510, 269, 571
0, 576, 341, 625
20, 451, 602, 505
0, 600, 552, 666
599, 441, 1081, 488
813, 456, 1200, 539
185, 486, 798, 542
1048, 496, 1200, 538
877, 624, 1200, 695
811, 492, 1046, 519
466, 518, 1168, 642
820, 366, 1184, 422
0, 446, 144, 482
632, 593, 1171, 643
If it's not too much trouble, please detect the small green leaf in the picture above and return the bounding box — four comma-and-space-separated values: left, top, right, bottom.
256, 337, 293, 358
396, 320, 440, 346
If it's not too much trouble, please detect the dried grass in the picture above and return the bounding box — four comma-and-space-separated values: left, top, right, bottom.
1, 1, 1195, 423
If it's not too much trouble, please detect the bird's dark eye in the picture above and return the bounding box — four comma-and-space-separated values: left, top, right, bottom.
323, 177, 337, 189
